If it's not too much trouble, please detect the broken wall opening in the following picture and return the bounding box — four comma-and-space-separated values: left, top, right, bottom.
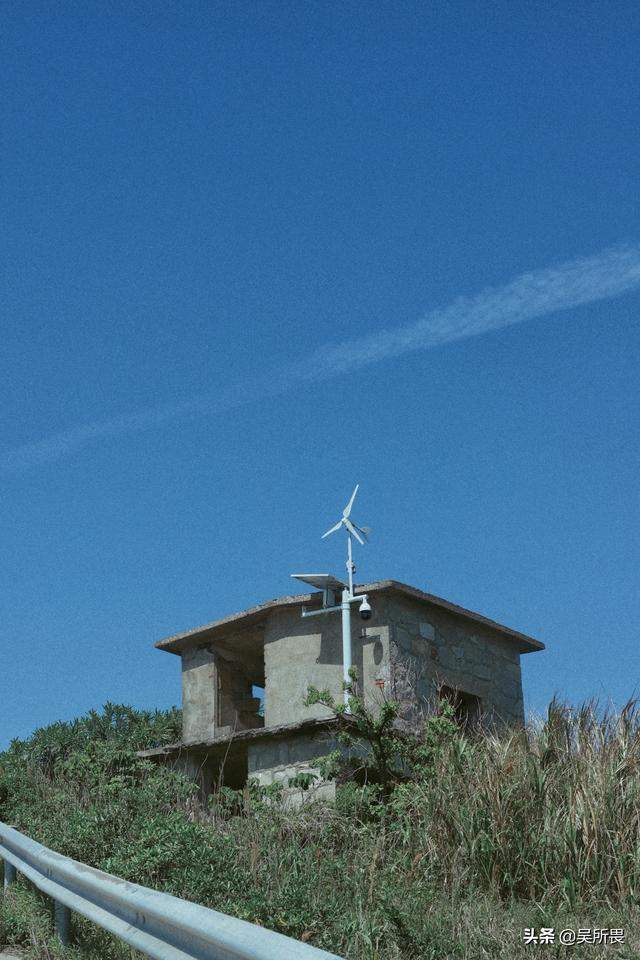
252, 684, 265, 718
206, 748, 248, 792
213, 631, 265, 734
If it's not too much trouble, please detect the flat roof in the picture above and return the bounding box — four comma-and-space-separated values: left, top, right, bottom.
155, 579, 544, 655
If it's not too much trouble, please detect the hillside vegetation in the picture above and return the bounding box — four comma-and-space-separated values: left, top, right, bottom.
0, 697, 639, 960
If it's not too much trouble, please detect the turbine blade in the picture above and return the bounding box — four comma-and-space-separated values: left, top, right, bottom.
343, 484, 359, 518
321, 519, 343, 539
344, 518, 365, 545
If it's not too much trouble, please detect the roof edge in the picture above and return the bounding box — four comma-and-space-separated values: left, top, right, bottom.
155, 579, 544, 656
137, 716, 337, 757
379, 580, 544, 653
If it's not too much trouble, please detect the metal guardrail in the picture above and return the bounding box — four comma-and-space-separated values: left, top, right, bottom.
0, 822, 344, 960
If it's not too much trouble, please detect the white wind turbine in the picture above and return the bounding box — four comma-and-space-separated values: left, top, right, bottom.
321, 484, 371, 595
292, 485, 373, 710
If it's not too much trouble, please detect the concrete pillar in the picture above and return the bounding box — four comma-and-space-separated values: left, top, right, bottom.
181, 647, 219, 743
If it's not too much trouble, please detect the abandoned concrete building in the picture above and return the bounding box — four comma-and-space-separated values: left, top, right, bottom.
140, 579, 544, 796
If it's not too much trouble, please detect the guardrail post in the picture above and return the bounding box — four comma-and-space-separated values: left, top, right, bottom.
2, 821, 345, 960
3, 857, 17, 892
54, 899, 71, 945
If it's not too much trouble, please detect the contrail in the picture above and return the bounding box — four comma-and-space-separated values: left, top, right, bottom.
291, 242, 640, 380
3, 243, 640, 474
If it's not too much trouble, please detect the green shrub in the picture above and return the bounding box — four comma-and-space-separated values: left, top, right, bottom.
1, 699, 639, 959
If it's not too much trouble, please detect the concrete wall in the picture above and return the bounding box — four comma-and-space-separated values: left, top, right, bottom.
181, 644, 263, 744
263, 605, 391, 727
181, 646, 217, 744
181, 590, 526, 746
173, 590, 527, 802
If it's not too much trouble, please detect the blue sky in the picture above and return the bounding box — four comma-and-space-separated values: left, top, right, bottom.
2, 1, 639, 747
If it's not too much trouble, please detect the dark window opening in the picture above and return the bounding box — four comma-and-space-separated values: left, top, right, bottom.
438, 684, 482, 729
203, 749, 248, 794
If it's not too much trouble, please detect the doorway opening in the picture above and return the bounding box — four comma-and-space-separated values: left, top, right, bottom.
438, 684, 482, 729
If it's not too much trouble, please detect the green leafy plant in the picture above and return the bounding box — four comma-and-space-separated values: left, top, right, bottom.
287, 771, 319, 792
305, 668, 405, 798
1, 699, 640, 959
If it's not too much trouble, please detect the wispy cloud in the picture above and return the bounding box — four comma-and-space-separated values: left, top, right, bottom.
293, 243, 640, 380
4, 243, 640, 474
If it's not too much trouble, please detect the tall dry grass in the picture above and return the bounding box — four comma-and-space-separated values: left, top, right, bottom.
388, 699, 640, 907
1, 700, 639, 958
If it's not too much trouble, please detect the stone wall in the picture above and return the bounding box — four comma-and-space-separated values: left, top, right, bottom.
248, 731, 338, 802
181, 589, 526, 746
379, 593, 525, 726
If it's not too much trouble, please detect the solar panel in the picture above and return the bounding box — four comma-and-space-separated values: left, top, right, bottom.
291, 573, 347, 591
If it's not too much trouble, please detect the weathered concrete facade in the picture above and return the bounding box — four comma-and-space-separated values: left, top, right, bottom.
263, 604, 391, 727
181, 646, 262, 744
143, 580, 543, 796
247, 726, 339, 801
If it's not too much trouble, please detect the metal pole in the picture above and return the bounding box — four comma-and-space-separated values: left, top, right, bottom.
3, 857, 16, 892
54, 899, 71, 945
341, 588, 352, 711
342, 534, 356, 711
346, 535, 354, 596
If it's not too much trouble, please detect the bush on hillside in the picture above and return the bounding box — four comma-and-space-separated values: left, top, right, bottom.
1, 698, 639, 959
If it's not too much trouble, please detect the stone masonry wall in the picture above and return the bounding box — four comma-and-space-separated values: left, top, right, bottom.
182, 590, 526, 749
248, 732, 338, 802
378, 593, 525, 727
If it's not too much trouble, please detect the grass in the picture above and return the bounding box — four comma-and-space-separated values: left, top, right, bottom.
1, 700, 639, 959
